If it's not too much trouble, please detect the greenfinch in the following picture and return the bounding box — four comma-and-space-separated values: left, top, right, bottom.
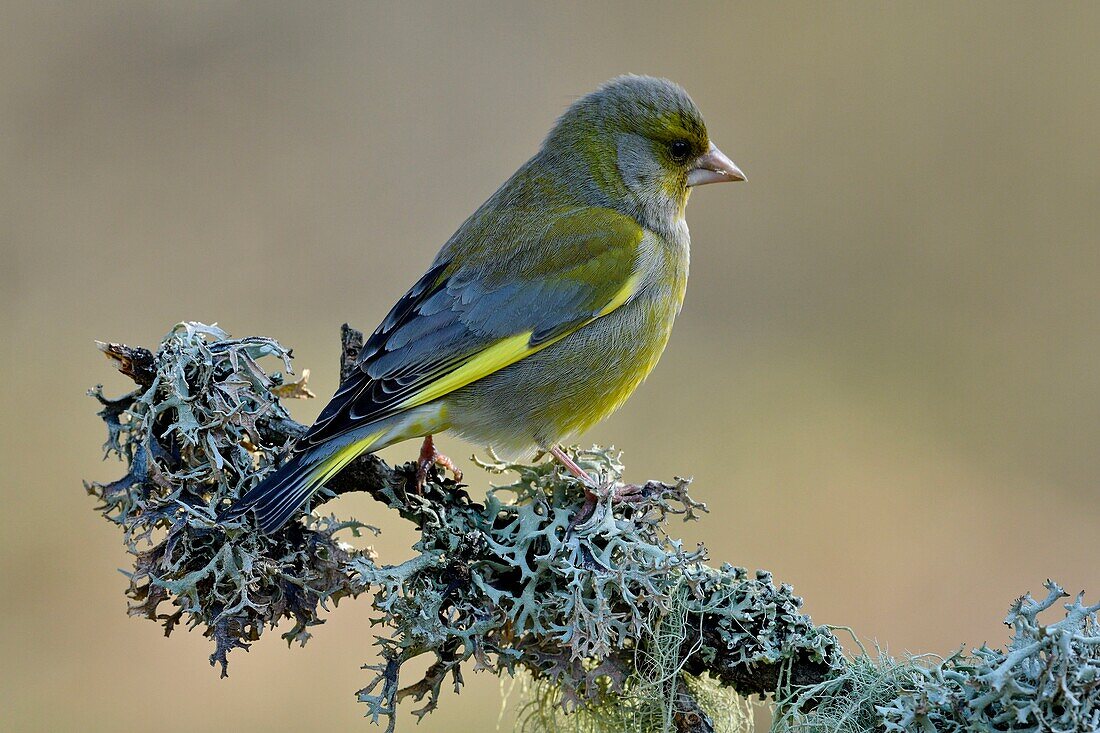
229, 75, 744, 533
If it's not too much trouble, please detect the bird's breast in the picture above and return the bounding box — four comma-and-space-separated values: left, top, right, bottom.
444, 230, 689, 453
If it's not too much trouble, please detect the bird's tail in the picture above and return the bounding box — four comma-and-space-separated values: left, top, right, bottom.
221, 431, 382, 534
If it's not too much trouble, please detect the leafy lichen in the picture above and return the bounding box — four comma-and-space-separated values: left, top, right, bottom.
772, 582, 1100, 732
879, 580, 1100, 732
87, 323, 369, 674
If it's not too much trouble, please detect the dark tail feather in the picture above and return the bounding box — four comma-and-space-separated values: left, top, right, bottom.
220, 451, 324, 534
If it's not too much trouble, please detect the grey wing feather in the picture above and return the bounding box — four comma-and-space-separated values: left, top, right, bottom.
225, 194, 644, 535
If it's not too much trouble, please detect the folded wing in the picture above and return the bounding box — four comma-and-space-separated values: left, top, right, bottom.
299, 207, 646, 450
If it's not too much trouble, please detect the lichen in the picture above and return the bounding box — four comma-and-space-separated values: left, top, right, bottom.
89, 323, 1098, 733
771, 582, 1100, 733
87, 322, 371, 675
770, 642, 930, 733
879, 580, 1100, 732
511, 583, 758, 733
88, 323, 838, 729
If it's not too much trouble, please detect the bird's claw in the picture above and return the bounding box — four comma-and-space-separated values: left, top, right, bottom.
568, 485, 601, 531
567, 481, 649, 534
414, 435, 463, 493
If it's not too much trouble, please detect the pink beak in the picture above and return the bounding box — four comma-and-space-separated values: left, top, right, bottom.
686, 142, 746, 186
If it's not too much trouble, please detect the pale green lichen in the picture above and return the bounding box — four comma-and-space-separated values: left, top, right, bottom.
770, 640, 930, 733
879, 580, 1100, 732
771, 582, 1100, 733
511, 581, 757, 733
87, 323, 370, 673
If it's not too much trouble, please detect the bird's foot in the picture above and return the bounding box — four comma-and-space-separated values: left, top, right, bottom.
569, 485, 601, 530
547, 446, 602, 531
568, 482, 656, 536
608, 481, 650, 505
547, 446, 650, 532
414, 435, 463, 493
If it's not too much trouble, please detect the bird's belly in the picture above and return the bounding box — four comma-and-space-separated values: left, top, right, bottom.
444, 289, 680, 455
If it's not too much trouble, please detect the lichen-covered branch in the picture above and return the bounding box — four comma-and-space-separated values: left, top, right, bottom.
87, 323, 1099, 733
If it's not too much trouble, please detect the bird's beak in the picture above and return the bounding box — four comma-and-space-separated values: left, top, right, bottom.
686, 142, 746, 186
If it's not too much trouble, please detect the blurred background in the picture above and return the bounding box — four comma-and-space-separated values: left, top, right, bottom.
2, 2, 1098, 731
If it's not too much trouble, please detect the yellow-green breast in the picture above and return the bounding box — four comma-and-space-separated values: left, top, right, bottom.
443, 226, 688, 456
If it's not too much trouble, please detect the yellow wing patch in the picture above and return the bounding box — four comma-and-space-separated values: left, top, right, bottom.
400, 331, 535, 409
398, 270, 644, 411
598, 270, 644, 316
312, 428, 388, 486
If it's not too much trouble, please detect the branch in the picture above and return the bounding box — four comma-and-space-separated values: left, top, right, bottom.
86, 322, 1100, 733
331, 323, 839, 709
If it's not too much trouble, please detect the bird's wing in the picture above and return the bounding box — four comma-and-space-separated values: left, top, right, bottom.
299, 207, 646, 449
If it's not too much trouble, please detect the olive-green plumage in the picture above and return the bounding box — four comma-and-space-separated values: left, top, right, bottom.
228, 75, 745, 533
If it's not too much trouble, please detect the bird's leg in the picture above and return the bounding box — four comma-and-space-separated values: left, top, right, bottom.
548, 444, 596, 486
415, 434, 463, 492
548, 446, 655, 532
549, 445, 602, 529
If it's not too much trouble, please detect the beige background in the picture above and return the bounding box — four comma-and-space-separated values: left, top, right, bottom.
2, 2, 1098, 731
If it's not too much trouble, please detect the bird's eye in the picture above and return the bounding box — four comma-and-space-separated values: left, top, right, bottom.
668, 139, 692, 163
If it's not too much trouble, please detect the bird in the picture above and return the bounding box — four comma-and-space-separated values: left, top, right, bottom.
225, 75, 744, 534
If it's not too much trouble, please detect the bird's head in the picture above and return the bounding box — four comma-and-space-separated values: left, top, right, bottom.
542, 75, 744, 232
